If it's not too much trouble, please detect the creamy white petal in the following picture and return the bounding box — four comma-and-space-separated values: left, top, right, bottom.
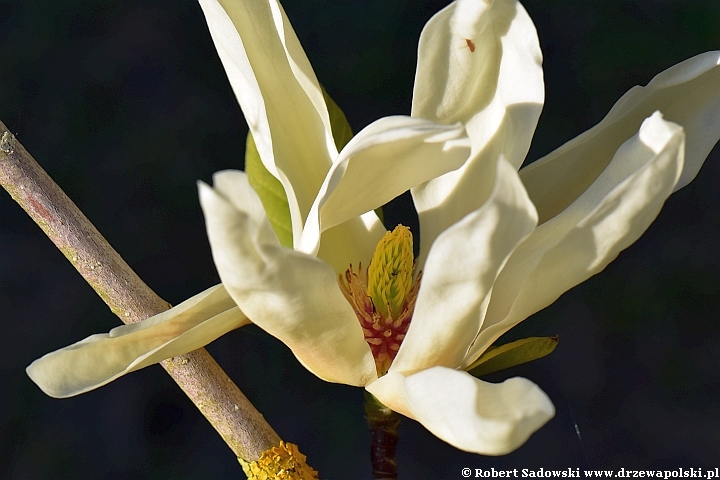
412, 0, 543, 157
466, 113, 685, 365
298, 117, 471, 257
365, 371, 415, 418
390, 158, 536, 375
27, 284, 247, 398
522, 51, 720, 225
411, 0, 543, 266
369, 367, 554, 455
198, 0, 336, 240
314, 215, 386, 277
199, 181, 377, 386
212, 170, 280, 246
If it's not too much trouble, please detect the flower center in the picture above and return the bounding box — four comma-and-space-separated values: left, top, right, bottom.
338, 225, 422, 376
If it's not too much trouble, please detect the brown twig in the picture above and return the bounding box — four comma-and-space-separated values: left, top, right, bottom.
0, 121, 281, 462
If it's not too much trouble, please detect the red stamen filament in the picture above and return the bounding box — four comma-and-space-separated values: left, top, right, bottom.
339, 263, 422, 376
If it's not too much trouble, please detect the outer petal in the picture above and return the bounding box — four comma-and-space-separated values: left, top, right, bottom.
198, 0, 336, 241
465, 113, 685, 365
411, 0, 544, 266
365, 371, 415, 418
390, 157, 537, 375
212, 169, 280, 246
367, 367, 554, 455
298, 117, 471, 257
27, 285, 247, 398
522, 51, 720, 225
199, 178, 377, 386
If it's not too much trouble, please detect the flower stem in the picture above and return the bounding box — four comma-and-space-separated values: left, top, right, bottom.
0, 121, 286, 463
365, 391, 401, 480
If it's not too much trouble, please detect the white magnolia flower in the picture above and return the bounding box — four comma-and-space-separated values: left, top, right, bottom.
27, 0, 720, 456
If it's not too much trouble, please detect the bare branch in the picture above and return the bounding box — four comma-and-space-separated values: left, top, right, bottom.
0, 120, 281, 461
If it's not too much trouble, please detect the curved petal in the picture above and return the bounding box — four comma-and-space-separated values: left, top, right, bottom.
198, 0, 336, 240
367, 367, 554, 455
27, 284, 247, 398
390, 157, 537, 375
411, 0, 543, 265
298, 116, 471, 257
212, 170, 383, 274
365, 371, 415, 418
413, 0, 543, 159
199, 179, 377, 386
465, 113, 685, 365
212, 170, 280, 246
522, 51, 720, 225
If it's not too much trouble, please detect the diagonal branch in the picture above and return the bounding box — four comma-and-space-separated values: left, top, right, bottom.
0, 120, 280, 462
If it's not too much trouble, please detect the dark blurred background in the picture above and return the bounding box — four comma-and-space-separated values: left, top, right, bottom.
2, 0, 720, 478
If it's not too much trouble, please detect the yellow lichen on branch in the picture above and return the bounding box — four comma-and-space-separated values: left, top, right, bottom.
239, 442, 319, 480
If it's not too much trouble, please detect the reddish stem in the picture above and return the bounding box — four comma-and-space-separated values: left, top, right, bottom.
365, 391, 401, 479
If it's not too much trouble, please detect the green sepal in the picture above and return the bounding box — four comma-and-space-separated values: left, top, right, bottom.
466, 336, 559, 378
321, 87, 354, 151
245, 131, 294, 248
245, 87, 384, 247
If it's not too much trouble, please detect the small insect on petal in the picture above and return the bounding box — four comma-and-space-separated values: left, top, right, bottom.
465, 39, 476, 53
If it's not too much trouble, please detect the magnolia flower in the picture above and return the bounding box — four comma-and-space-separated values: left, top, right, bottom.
27, 0, 720, 456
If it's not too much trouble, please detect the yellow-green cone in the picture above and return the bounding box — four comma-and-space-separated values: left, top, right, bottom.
367, 225, 414, 319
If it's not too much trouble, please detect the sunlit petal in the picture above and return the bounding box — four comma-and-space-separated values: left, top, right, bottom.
199, 180, 377, 386
212, 170, 280, 246
368, 367, 554, 455
27, 285, 246, 398
411, 0, 543, 266
406, 367, 554, 455
522, 51, 720, 225
198, 0, 336, 239
365, 371, 415, 418
298, 117, 471, 257
390, 158, 536, 374
466, 113, 685, 364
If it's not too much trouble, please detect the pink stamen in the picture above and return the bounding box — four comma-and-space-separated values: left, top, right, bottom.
338, 265, 422, 376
